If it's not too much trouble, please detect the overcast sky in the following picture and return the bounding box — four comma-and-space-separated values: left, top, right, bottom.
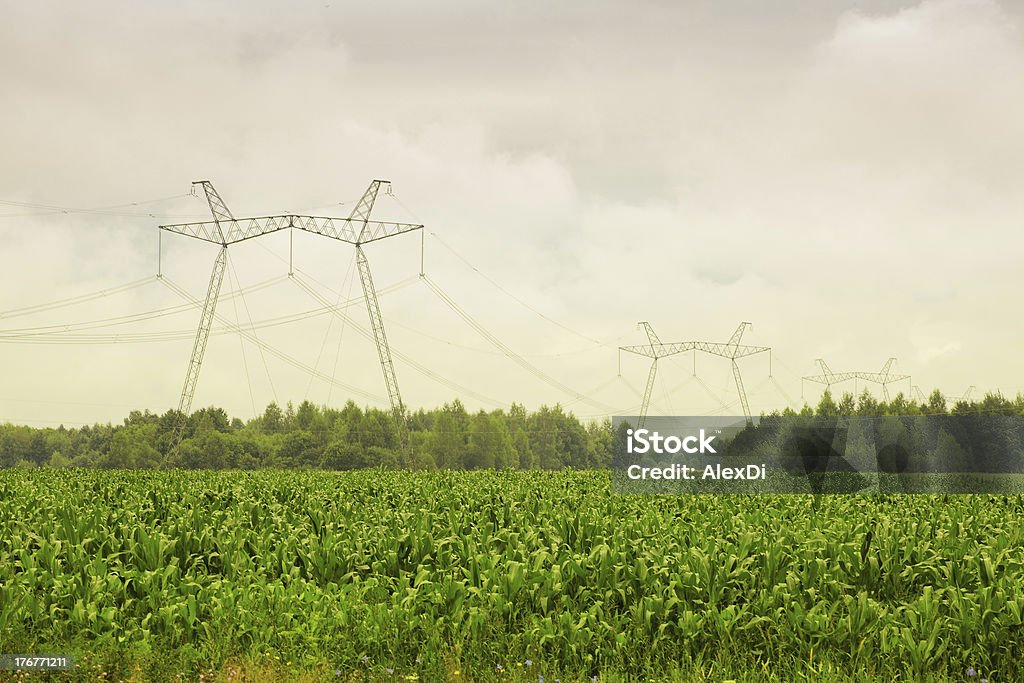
2, 0, 1022, 427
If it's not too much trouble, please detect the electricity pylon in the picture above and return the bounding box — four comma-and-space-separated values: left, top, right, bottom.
956, 385, 977, 403
913, 385, 976, 404
618, 322, 770, 426
802, 359, 858, 397
803, 357, 910, 402
160, 179, 422, 449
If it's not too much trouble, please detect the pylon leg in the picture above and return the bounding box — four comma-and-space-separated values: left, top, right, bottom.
639, 359, 657, 429
355, 245, 410, 455
178, 245, 228, 416
732, 360, 752, 424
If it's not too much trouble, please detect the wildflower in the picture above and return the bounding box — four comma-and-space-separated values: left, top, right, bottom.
335, 671, 341, 677
967, 669, 977, 677
362, 656, 369, 665
525, 659, 533, 668
496, 665, 504, 672
539, 676, 545, 683
454, 671, 460, 676
387, 668, 394, 675
591, 676, 599, 682
416, 657, 422, 664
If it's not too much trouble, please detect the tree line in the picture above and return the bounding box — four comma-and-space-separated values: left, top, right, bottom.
2, 388, 1022, 470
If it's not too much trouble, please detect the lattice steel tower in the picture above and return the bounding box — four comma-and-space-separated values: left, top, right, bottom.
160, 179, 422, 448
802, 357, 910, 402
618, 321, 770, 426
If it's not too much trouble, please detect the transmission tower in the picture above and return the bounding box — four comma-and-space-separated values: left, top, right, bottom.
801, 359, 857, 398
160, 179, 423, 450
957, 385, 977, 403
914, 385, 976, 405
618, 321, 770, 426
803, 357, 910, 402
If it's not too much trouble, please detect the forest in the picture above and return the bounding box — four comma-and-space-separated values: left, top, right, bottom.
2, 388, 1024, 471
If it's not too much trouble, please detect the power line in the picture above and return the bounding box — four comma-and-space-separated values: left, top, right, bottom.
160, 275, 385, 403
290, 273, 508, 408
427, 231, 608, 347
421, 274, 611, 412
0, 278, 416, 345
0, 275, 288, 335
0, 193, 203, 220
227, 253, 259, 419
306, 251, 357, 403
0, 276, 159, 320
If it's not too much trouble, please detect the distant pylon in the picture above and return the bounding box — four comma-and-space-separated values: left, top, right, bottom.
914, 385, 976, 405
618, 322, 770, 426
803, 357, 910, 402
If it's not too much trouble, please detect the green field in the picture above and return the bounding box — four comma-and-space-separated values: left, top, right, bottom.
1, 470, 1022, 682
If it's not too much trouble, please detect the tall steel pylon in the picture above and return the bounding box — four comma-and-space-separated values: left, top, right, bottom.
618, 321, 770, 426
802, 357, 910, 402
160, 179, 422, 449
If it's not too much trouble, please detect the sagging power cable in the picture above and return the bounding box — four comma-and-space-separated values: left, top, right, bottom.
421, 274, 612, 413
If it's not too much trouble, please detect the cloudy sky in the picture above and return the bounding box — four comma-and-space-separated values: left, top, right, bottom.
1, 0, 1022, 426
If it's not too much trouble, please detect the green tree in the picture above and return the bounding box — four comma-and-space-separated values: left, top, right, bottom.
585, 418, 614, 468
277, 430, 319, 469
321, 439, 368, 470
465, 411, 514, 469
262, 402, 284, 432
528, 406, 559, 469
856, 390, 881, 417
816, 389, 838, 417
926, 389, 948, 415
430, 405, 466, 471
295, 400, 318, 430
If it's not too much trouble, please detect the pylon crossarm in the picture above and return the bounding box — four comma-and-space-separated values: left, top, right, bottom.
178, 245, 228, 415
160, 215, 422, 247
728, 345, 771, 360
356, 221, 423, 245
856, 372, 910, 383
620, 342, 698, 358
355, 245, 409, 450
160, 221, 232, 245
691, 341, 769, 359
803, 371, 859, 384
